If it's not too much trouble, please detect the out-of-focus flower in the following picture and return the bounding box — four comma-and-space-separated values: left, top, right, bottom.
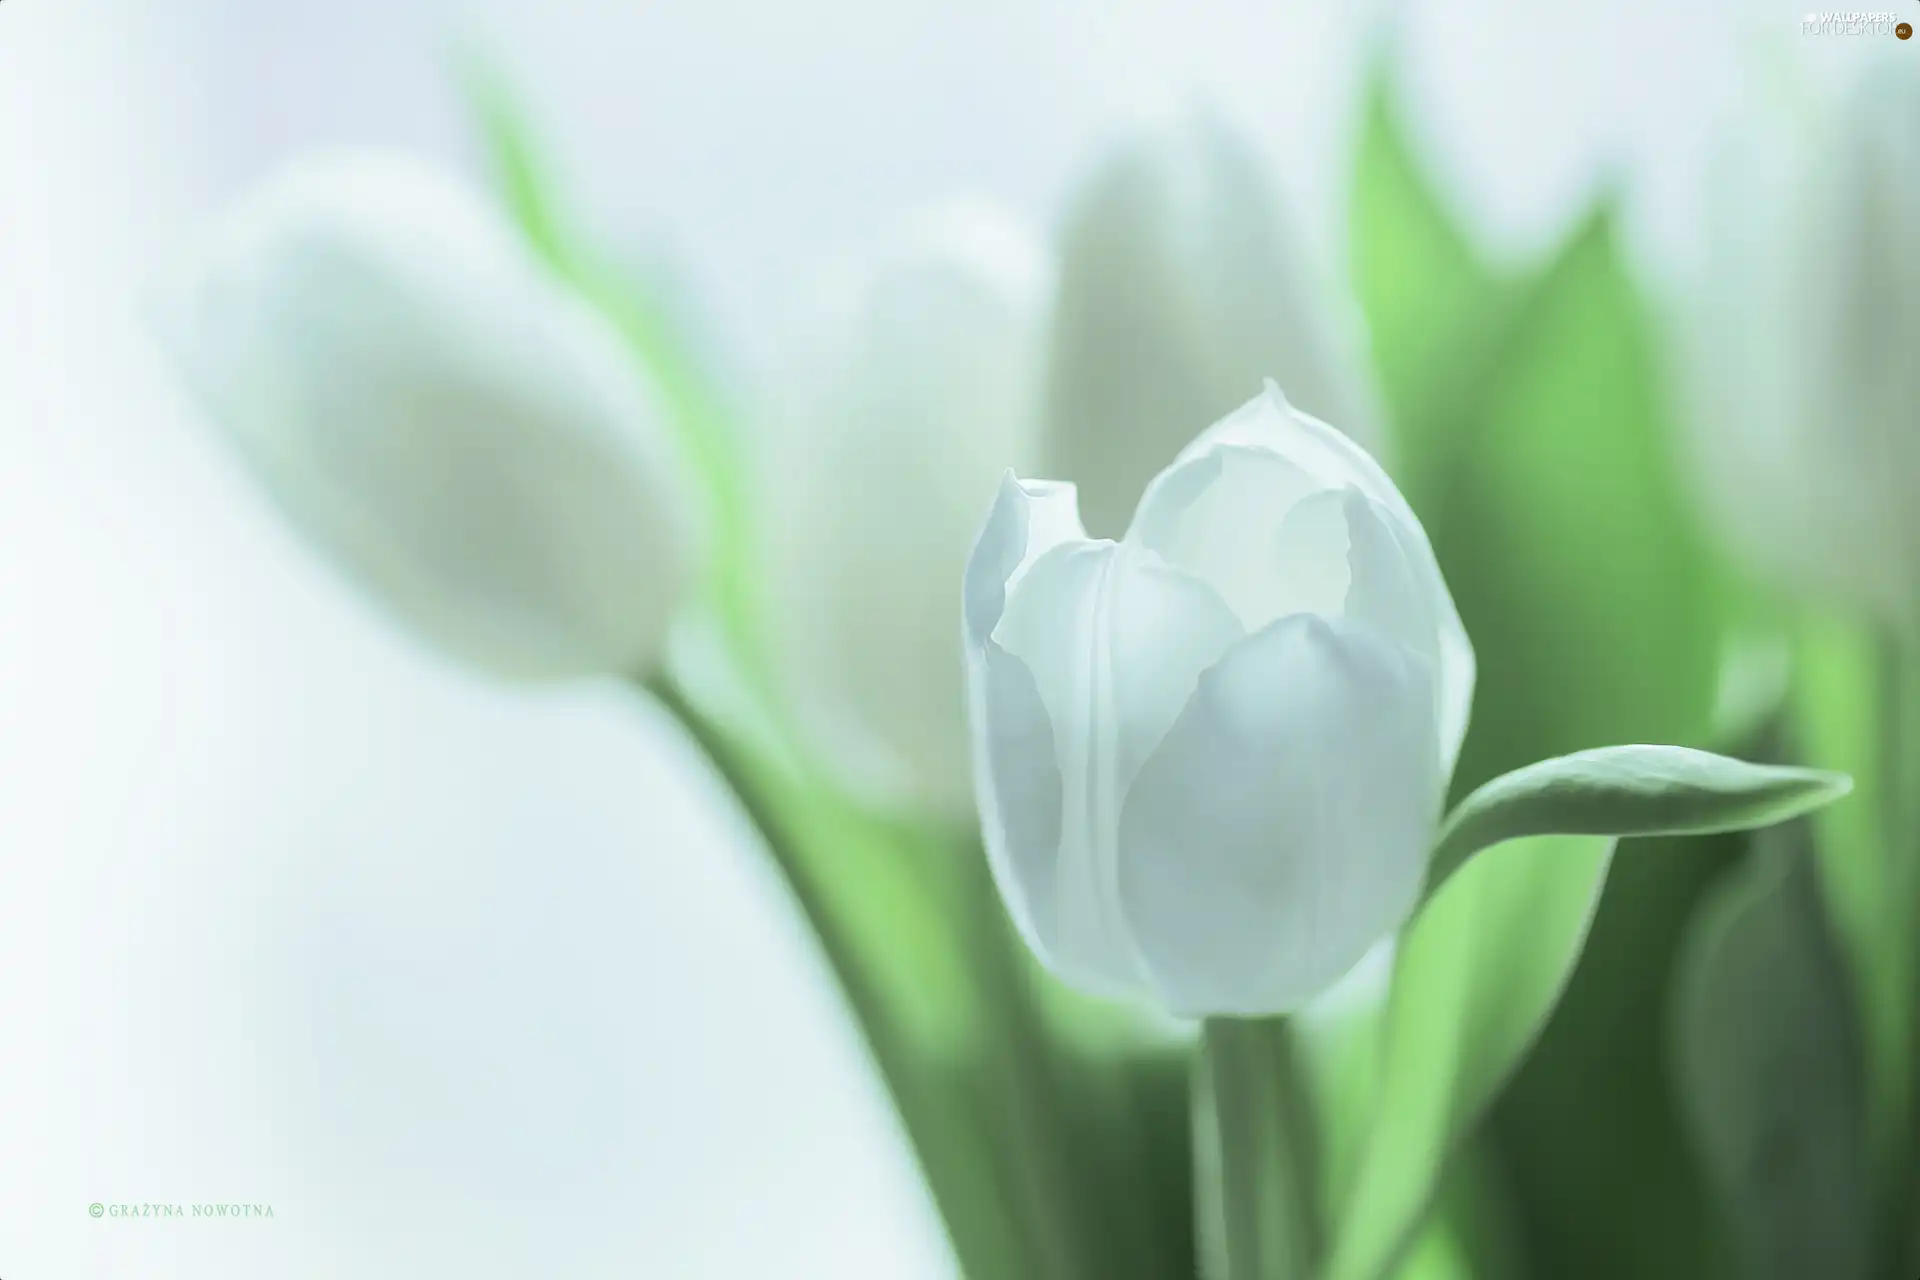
1043, 115, 1381, 539
763, 113, 1380, 814
964, 385, 1473, 1016
1685, 59, 1920, 623
758, 204, 1048, 812
155, 153, 703, 679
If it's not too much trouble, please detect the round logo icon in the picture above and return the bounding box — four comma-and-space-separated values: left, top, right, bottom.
1899, 20, 1914, 38
89, 1202, 105, 1218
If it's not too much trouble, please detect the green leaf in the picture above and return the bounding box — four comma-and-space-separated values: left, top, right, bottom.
1449, 210, 1737, 1275
1349, 66, 1507, 513
1355, 107, 1736, 1273
1798, 612, 1918, 1186
1672, 825, 1874, 1280
1323, 834, 1614, 1280
1427, 209, 1727, 793
1425, 745, 1852, 898
456, 50, 571, 270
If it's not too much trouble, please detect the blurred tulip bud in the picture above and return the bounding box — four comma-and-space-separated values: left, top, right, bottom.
964, 384, 1473, 1016
1685, 60, 1920, 622
759, 204, 1049, 812
1043, 114, 1382, 539
155, 153, 704, 679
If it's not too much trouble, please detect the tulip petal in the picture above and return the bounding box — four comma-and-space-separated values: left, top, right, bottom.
970, 639, 1069, 969
963, 471, 1088, 648
964, 472, 1095, 979
970, 519, 1245, 992
1127, 444, 1339, 630
1116, 614, 1442, 1016
1130, 384, 1475, 773
1339, 488, 1472, 775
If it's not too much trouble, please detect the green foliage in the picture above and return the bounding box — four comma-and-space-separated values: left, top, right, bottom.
1798, 615, 1918, 1181
1351, 69, 1739, 1279
1324, 835, 1614, 1280
1349, 73, 1507, 508
464, 51, 1904, 1280
1426, 745, 1850, 898
464, 63, 1204, 1280
1673, 825, 1874, 1280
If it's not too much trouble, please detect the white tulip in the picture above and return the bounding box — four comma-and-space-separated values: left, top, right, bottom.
1044, 114, 1382, 540
964, 385, 1473, 1017
758, 203, 1049, 812
155, 153, 703, 679
1685, 60, 1920, 622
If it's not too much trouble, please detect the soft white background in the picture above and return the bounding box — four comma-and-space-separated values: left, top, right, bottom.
0, 0, 1888, 1275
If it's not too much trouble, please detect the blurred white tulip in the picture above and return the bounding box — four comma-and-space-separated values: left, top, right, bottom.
964, 385, 1473, 1017
1685, 59, 1920, 623
765, 115, 1381, 815
758, 203, 1050, 813
155, 153, 704, 680
1043, 114, 1382, 540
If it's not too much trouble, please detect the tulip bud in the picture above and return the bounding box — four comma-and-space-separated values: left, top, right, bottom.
1043, 114, 1381, 540
155, 153, 703, 679
758, 204, 1049, 811
1684, 60, 1920, 622
964, 384, 1473, 1016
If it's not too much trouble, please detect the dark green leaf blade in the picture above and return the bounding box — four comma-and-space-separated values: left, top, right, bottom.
1672, 825, 1874, 1280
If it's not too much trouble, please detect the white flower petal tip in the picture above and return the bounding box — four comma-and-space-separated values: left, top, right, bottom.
966, 386, 1473, 1017
153, 152, 704, 682
963, 471, 1090, 648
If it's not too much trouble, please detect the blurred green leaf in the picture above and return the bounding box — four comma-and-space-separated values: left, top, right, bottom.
1672, 825, 1874, 1280
458, 52, 569, 268
1324, 833, 1614, 1280
1798, 613, 1916, 1179
1426, 209, 1726, 790
1349, 71, 1507, 509
1355, 69, 1739, 1276
1456, 208, 1739, 1276
1426, 745, 1851, 898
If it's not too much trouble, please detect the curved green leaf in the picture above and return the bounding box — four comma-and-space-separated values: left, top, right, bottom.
1425, 746, 1852, 899
1324, 834, 1614, 1280
1354, 62, 1735, 1280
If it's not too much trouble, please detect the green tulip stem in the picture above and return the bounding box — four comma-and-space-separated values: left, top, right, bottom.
639, 672, 1038, 1279
1196, 1016, 1323, 1280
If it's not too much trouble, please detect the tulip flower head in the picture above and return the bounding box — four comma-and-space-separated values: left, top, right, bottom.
155, 153, 704, 680
964, 384, 1473, 1016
